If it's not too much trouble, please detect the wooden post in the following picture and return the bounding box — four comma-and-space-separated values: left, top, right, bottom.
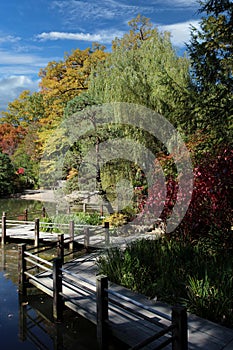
1, 212, 6, 247
1, 246, 6, 270
96, 275, 108, 350
24, 209, 28, 221
53, 257, 63, 322
53, 323, 63, 350
69, 220, 74, 252
42, 207, 46, 218
172, 306, 188, 350
18, 293, 27, 342
83, 203, 86, 213
57, 234, 64, 263
34, 218, 40, 247
100, 204, 104, 217
104, 222, 110, 246
18, 243, 27, 296
84, 227, 90, 251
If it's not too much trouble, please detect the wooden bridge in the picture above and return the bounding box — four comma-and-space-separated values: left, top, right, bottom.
0, 212, 112, 248
17, 238, 188, 350
0, 212, 163, 251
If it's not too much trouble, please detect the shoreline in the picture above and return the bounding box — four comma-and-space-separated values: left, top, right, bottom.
17, 189, 56, 202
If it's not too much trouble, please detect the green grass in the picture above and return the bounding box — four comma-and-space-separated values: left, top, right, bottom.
40, 212, 103, 232
97, 232, 233, 328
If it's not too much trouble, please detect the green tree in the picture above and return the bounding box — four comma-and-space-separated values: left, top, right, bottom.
0, 150, 15, 195
89, 16, 191, 128
187, 0, 233, 144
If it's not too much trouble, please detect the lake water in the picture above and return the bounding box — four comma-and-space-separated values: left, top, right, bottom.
0, 198, 121, 350
0, 197, 55, 221
0, 243, 101, 350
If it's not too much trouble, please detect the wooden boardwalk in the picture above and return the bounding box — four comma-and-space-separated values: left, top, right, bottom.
4, 216, 233, 349
0, 217, 163, 249
18, 244, 187, 350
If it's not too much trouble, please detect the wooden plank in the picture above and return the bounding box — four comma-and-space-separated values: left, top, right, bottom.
26, 256, 174, 349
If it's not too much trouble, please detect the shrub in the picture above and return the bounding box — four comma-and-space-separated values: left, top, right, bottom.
103, 213, 128, 227
137, 147, 232, 239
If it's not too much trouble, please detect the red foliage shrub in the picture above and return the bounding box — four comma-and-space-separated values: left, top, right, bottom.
138, 147, 232, 238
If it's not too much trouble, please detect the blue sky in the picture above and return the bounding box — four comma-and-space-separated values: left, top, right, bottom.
0, 0, 201, 112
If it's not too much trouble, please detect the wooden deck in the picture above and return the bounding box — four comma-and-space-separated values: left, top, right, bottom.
19, 246, 187, 350
0, 218, 162, 249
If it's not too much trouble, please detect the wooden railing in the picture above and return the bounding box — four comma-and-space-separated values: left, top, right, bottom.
1, 212, 110, 248
3, 207, 47, 221
3, 203, 106, 221
18, 243, 188, 350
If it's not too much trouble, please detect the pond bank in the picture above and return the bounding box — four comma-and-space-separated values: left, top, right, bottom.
17, 189, 56, 202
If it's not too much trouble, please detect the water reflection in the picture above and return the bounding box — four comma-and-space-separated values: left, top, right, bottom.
18, 293, 99, 350
0, 244, 99, 350
0, 198, 47, 221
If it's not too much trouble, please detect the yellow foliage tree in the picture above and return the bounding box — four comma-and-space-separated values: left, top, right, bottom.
38, 46, 108, 129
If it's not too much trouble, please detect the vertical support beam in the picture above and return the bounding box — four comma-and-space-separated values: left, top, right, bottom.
34, 218, 40, 247
53, 323, 63, 350
172, 306, 188, 350
84, 227, 90, 251
53, 257, 63, 322
104, 222, 110, 246
18, 243, 27, 296
57, 234, 64, 263
42, 207, 46, 218
1, 246, 6, 271
100, 204, 104, 217
69, 220, 74, 252
1, 212, 6, 247
96, 275, 108, 350
18, 293, 27, 342
83, 203, 86, 213
24, 209, 28, 222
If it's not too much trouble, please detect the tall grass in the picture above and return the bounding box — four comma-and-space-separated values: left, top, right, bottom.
97, 233, 233, 328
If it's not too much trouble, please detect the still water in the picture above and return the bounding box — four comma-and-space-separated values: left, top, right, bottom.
0, 198, 119, 350
0, 197, 55, 220
0, 243, 100, 350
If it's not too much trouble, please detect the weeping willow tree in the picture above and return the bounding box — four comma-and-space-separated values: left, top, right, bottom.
89, 15, 192, 129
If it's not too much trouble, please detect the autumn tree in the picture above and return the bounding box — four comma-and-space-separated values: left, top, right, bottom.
0, 123, 26, 155
1, 90, 44, 128
38, 46, 108, 129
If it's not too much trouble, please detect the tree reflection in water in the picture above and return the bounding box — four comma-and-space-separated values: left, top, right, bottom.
0, 244, 99, 350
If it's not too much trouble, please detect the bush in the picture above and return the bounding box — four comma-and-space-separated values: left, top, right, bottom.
41, 212, 102, 232
103, 213, 128, 227
138, 147, 232, 239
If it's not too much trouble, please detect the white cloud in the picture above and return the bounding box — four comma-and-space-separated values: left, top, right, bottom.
0, 48, 60, 76
158, 20, 200, 47
36, 30, 124, 44
162, 0, 198, 6
51, 0, 157, 26
0, 49, 46, 66
0, 75, 39, 111
150, 0, 198, 8
0, 34, 21, 44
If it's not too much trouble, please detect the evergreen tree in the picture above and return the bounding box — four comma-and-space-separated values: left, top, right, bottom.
188, 0, 233, 144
